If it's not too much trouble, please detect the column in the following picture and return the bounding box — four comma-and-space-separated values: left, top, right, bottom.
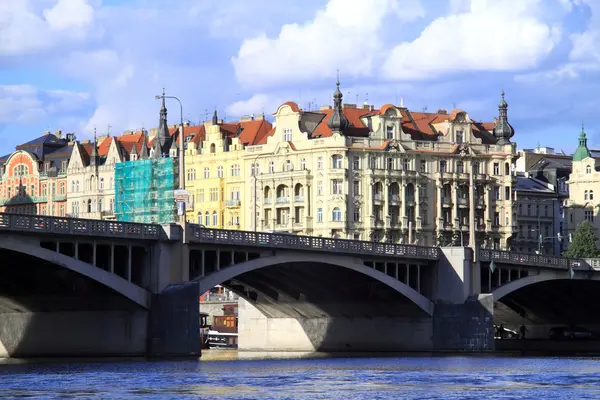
415, 184, 421, 229
436, 182, 443, 231
452, 182, 459, 228
468, 165, 476, 249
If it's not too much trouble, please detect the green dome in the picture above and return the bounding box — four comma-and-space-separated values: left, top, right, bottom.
573, 125, 592, 162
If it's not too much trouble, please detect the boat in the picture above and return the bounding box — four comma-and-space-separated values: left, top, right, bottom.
206, 330, 238, 349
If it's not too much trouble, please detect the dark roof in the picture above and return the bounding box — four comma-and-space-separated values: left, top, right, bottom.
529, 156, 572, 172
16, 133, 70, 160
515, 175, 554, 194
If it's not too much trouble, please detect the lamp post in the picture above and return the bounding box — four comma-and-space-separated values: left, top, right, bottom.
155, 92, 186, 236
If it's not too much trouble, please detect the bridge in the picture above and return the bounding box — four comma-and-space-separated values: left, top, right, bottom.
1, 212, 599, 357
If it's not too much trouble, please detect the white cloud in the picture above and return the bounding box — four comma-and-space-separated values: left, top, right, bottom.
382, 0, 561, 80
0, 85, 91, 124
0, 0, 97, 56
232, 0, 425, 89
227, 94, 284, 117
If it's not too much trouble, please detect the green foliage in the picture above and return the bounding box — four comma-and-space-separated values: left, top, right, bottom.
563, 220, 600, 258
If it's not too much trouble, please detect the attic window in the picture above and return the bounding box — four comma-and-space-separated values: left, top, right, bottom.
456, 131, 463, 144
587, 165, 592, 174
386, 126, 394, 139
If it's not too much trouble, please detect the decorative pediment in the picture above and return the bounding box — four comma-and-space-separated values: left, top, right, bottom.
274, 142, 290, 155
453, 143, 474, 156
387, 139, 405, 153
328, 194, 345, 202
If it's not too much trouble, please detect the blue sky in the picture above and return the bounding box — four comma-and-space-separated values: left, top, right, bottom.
0, 0, 598, 155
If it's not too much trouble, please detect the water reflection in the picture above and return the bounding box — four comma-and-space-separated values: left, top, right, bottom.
1, 354, 600, 399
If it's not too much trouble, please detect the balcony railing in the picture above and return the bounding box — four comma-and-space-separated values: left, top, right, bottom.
0, 212, 160, 239
276, 196, 290, 204
442, 197, 452, 206
263, 198, 272, 205
479, 248, 581, 269
52, 194, 67, 202
0, 196, 48, 206
389, 194, 401, 204
373, 194, 383, 202
189, 225, 441, 260
457, 198, 468, 207
294, 196, 305, 202
226, 199, 241, 207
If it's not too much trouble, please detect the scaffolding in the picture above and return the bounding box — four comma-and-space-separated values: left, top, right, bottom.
115, 158, 178, 224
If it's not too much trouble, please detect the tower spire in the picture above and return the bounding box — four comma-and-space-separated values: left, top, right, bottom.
573, 123, 592, 161
493, 88, 514, 145
152, 87, 170, 158
327, 70, 350, 134
90, 129, 99, 167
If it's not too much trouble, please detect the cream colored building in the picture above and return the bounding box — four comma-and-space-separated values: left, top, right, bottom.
565, 127, 598, 239
242, 83, 519, 249
67, 132, 147, 219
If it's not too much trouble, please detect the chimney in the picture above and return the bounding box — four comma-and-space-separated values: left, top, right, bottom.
240, 115, 253, 122
343, 103, 356, 109
320, 105, 332, 111
55, 129, 62, 138
255, 115, 265, 121
44, 130, 51, 135
437, 109, 448, 115
218, 119, 224, 124
370, 105, 375, 111
362, 104, 370, 110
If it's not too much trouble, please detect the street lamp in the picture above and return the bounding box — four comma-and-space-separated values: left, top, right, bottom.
155, 92, 186, 232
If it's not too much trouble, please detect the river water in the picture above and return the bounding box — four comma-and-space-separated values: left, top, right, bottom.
1, 353, 599, 399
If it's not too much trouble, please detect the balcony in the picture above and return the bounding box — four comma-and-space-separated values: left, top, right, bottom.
0, 195, 48, 206
226, 199, 241, 207
390, 218, 401, 229
52, 194, 67, 202
374, 218, 385, 228
441, 221, 453, 231
294, 196, 305, 202
442, 197, 452, 207
263, 198, 272, 205
476, 197, 486, 208
457, 198, 468, 208
389, 194, 401, 205
405, 196, 416, 206
373, 193, 384, 203
276, 196, 290, 204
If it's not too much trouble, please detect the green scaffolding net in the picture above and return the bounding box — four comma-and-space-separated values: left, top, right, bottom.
114, 158, 178, 224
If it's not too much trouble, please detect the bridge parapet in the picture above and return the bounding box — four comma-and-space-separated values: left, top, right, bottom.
479, 248, 585, 270
0, 213, 161, 240
188, 224, 440, 261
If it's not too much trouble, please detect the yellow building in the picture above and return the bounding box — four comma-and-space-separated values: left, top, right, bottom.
184, 111, 273, 229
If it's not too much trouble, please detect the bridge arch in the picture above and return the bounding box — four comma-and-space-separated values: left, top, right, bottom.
492, 269, 596, 301
0, 237, 149, 308
195, 252, 434, 316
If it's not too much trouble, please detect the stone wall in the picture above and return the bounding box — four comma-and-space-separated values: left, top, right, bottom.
0, 311, 148, 358
432, 294, 494, 351
199, 301, 238, 325
238, 298, 433, 352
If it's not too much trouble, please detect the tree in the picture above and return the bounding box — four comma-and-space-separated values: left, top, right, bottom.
563, 220, 600, 258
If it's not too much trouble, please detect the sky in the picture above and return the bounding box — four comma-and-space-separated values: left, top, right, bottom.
0, 0, 598, 155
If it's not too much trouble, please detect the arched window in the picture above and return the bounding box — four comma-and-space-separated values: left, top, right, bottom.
268, 161, 275, 173
300, 159, 306, 170
591, 190, 595, 201
585, 190, 589, 200
197, 212, 202, 224
332, 207, 342, 221
505, 162, 510, 175
98, 199, 103, 212
332, 155, 343, 169
205, 212, 210, 226
284, 160, 293, 171
87, 199, 92, 213
210, 143, 216, 153
212, 211, 218, 226
587, 165, 592, 174
99, 178, 104, 190
71, 181, 75, 193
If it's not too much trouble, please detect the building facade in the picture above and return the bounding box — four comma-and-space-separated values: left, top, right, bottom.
236, 82, 519, 248
565, 127, 599, 243
184, 111, 273, 229
513, 173, 563, 255
0, 131, 74, 216
67, 132, 148, 219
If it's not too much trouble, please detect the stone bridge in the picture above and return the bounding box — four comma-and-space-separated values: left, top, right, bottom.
7, 211, 598, 357
478, 249, 600, 340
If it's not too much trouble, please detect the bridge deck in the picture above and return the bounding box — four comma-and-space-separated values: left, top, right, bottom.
0, 213, 161, 240
188, 225, 440, 260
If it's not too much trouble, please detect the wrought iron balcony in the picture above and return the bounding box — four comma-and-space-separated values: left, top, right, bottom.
276, 196, 290, 204
226, 199, 241, 207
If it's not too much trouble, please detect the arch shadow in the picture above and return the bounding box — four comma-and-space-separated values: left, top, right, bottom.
0, 237, 149, 308
492, 269, 596, 302
194, 252, 434, 317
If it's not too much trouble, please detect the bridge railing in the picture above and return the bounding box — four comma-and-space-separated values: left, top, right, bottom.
0, 213, 161, 239
188, 225, 440, 260
478, 248, 584, 269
